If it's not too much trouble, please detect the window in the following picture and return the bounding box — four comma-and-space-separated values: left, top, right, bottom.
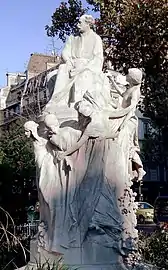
144, 203, 153, 209
138, 203, 144, 209
4, 110, 7, 119
15, 105, 20, 114
25, 97, 29, 105
44, 90, 47, 99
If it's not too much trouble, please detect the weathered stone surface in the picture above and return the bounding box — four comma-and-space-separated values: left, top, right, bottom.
20, 14, 149, 270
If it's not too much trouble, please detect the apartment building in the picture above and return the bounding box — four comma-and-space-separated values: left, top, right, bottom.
0, 53, 60, 128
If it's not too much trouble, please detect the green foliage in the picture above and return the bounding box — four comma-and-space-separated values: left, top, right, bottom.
45, 0, 88, 42
0, 148, 5, 164
35, 256, 74, 270
110, 0, 168, 127
139, 228, 168, 269
0, 206, 72, 270
0, 121, 34, 174
0, 120, 36, 221
0, 207, 29, 269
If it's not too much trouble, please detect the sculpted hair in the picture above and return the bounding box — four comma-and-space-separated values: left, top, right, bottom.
44, 113, 59, 128
24, 121, 39, 140
128, 68, 143, 85
80, 14, 95, 26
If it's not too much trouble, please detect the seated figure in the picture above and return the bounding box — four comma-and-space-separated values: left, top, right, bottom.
44, 14, 105, 114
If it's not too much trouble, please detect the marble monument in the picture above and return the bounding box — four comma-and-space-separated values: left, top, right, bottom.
22, 14, 153, 270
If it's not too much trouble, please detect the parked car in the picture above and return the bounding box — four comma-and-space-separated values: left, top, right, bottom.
153, 196, 168, 224
136, 202, 154, 224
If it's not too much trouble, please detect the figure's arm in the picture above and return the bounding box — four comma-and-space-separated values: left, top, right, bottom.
64, 134, 88, 156
49, 134, 63, 151
106, 105, 134, 119
118, 89, 140, 131
107, 86, 141, 119
108, 76, 123, 97
56, 134, 88, 161
96, 131, 119, 141
123, 85, 141, 105
105, 131, 119, 139
61, 35, 73, 68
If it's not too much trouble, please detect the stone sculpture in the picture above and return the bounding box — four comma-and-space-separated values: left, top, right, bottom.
22, 14, 151, 270
44, 14, 105, 115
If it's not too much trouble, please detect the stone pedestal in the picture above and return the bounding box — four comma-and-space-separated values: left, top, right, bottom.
18, 237, 157, 270
20, 238, 128, 270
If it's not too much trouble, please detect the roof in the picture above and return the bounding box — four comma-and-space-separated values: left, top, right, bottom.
27, 53, 59, 74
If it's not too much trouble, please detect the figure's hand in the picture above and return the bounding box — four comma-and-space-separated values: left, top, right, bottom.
107, 73, 115, 82
70, 68, 83, 78
96, 131, 119, 141
55, 151, 66, 161
112, 131, 120, 138
122, 91, 129, 99
53, 156, 58, 165
107, 73, 114, 80
67, 60, 74, 71
47, 130, 54, 139
96, 136, 105, 141
118, 123, 125, 131
137, 169, 146, 181
106, 131, 120, 140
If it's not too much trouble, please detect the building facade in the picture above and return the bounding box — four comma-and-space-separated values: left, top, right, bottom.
0, 53, 60, 129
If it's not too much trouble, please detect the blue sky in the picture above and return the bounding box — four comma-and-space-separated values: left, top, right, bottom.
0, 0, 63, 87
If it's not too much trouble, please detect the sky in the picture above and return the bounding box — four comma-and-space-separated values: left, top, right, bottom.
0, 0, 64, 87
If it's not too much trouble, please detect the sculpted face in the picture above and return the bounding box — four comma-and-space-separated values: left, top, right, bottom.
48, 125, 58, 134
77, 17, 90, 33
24, 128, 31, 138
23, 121, 39, 140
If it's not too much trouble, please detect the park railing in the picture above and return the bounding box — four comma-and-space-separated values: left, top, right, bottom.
15, 221, 39, 238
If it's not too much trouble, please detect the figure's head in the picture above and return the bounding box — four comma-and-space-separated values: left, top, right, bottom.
75, 90, 101, 117
24, 121, 39, 140
77, 14, 95, 33
76, 99, 93, 117
44, 114, 59, 134
126, 68, 142, 85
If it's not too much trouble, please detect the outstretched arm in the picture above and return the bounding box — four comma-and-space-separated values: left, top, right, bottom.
56, 134, 88, 161
108, 76, 123, 97
118, 89, 140, 130
65, 134, 88, 156
106, 104, 134, 119
96, 131, 119, 141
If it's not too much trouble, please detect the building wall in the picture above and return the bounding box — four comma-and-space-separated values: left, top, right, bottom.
0, 54, 60, 128
0, 72, 26, 130
21, 65, 59, 119
0, 86, 10, 109
1, 82, 25, 128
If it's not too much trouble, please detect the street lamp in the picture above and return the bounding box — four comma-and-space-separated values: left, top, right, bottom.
139, 180, 143, 201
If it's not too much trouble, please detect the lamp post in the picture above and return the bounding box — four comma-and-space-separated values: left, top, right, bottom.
139, 180, 143, 201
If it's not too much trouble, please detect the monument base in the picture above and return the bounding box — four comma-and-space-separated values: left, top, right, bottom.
18, 238, 127, 270
17, 239, 156, 270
